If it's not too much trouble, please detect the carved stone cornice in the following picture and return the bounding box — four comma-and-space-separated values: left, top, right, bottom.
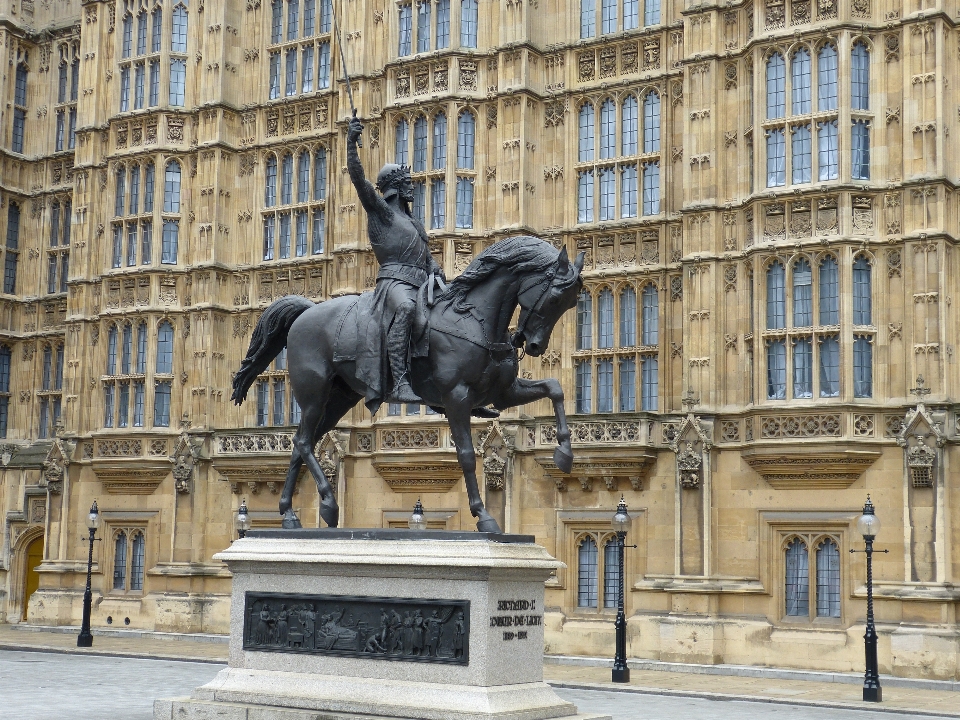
372, 450, 462, 492
90, 459, 171, 494
741, 443, 882, 489
534, 447, 655, 491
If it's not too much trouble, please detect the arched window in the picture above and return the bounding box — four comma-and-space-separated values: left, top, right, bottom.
413, 116, 428, 172
598, 356, 613, 413
852, 42, 869, 110
313, 147, 327, 200
121, 323, 133, 374
597, 288, 614, 348
816, 538, 840, 618
599, 168, 615, 221
107, 325, 119, 374
641, 284, 658, 346
116, 167, 127, 217
432, 113, 447, 169
619, 287, 636, 346
50, 201, 61, 248
55, 345, 64, 390
820, 335, 840, 398
578, 103, 595, 162
576, 290, 592, 350
853, 256, 871, 325
766, 261, 786, 329
265, 155, 277, 207
794, 336, 812, 398
137, 11, 148, 55
163, 161, 181, 212
113, 531, 128, 589
766, 52, 785, 119
172, 4, 188, 53
156, 321, 174, 374
817, 44, 838, 110
152, 8, 163, 52
785, 538, 809, 616
603, 538, 620, 608
642, 92, 660, 153
577, 536, 599, 607
599, 99, 616, 160
395, 118, 409, 165
619, 356, 635, 412
577, 171, 594, 223
131, 532, 146, 591
854, 334, 872, 398
621, 95, 638, 155
456, 111, 475, 169
281, 154, 294, 204
284, 47, 297, 96
122, 13, 134, 58
12, 63, 26, 153
621, 164, 637, 218
297, 151, 310, 202
791, 48, 811, 114
793, 259, 812, 327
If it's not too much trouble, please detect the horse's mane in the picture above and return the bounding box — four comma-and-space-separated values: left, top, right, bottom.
445, 235, 570, 312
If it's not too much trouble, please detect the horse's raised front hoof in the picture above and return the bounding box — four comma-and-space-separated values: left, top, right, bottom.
281, 509, 302, 529
554, 444, 574, 475
320, 499, 340, 528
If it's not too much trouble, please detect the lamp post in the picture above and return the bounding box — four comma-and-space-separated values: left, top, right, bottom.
408, 498, 427, 531
77, 500, 100, 648
852, 495, 887, 702
611, 496, 632, 683
235, 499, 251, 539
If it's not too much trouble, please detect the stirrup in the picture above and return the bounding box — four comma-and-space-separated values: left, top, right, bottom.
389, 377, 421, 404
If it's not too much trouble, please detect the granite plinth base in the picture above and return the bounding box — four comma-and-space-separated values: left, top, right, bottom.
155, 530, 606, 720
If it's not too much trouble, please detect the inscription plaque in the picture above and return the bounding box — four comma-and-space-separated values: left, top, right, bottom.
242, 592, 470, 665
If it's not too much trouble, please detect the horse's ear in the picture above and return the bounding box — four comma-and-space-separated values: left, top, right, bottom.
557, 246, 569, 272
574, 251, 585, 274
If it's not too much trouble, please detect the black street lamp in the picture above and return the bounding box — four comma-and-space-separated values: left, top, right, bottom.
77, 500, 100, 648
611, 496, 632, 683
408, 497, 427, 531
235, 499, 251, 539
851, 495, 887, 702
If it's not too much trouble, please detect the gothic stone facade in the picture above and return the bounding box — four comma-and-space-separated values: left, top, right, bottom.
1, 0, 959, 680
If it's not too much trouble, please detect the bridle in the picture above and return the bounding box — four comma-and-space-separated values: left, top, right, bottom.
512, 265, 563, 353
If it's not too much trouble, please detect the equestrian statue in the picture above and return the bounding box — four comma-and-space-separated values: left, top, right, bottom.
231, 115, 583, 533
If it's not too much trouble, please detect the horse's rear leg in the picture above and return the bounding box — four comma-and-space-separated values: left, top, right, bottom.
305, 380, 362, 527
279, 446, 305, 528
445, 393, 501, 533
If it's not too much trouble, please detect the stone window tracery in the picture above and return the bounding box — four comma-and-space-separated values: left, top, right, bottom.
578, 93, 661, 224
38, 343, 64, 438
4, 204, 20, 294
262, 147, 327, 260
55, 42, 80, 151
12, 60, 28, 153
112, 161, 154, 267
117, 0, 166, 112
268, 0, 330, 100
111, 528, 146, 593
576, 282, 659, 413
103, 320, 150, 429
783, 533, 841, 620
576, 532, 620, 610
47, 200, 71, 294
0, 345, 9, 438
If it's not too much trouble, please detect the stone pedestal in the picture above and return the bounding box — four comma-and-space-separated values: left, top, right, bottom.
155, 529, 609, 720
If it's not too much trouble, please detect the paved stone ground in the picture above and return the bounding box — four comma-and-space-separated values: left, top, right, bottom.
0, 649, 950, 720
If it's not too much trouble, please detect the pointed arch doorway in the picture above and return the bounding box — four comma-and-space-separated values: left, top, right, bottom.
22, 535, 44, 621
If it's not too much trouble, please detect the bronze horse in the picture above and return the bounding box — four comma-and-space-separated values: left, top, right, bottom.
231, 235, 583, 532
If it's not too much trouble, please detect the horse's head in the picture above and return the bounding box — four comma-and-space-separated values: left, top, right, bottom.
514, 247, 585, 356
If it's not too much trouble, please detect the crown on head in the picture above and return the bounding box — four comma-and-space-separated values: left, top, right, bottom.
376, 164, 411, 191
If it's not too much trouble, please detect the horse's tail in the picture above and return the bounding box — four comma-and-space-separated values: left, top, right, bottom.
231, 295, 315, 404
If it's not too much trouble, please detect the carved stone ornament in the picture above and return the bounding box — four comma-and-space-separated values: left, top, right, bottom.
676, 441, 702, 489
170, 431, 205, 494
907, 441, 936, 488
483, 451, 506, 490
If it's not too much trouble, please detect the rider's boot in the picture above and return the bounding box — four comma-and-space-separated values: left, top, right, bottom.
387, 308, 422, 404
